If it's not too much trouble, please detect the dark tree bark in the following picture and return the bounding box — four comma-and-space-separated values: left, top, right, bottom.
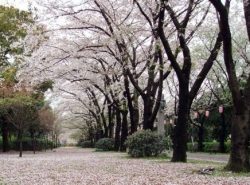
30, 130, 36, 154
120, 108, 128, 151
244, 0, 250, 40
209, 0, 250, 171
86, 88, 108, 138
120, 98, 128, 151
172, 81, 189, 162
103, 113, 109, 138
219, 112, 226, 153
127, 46, 166, 130
132, 90, 140, 132
55, 134, 58, 148
154, 0, 222, 162
197, 124, 204, 152
1, 118, 9, 152
114, 108, 121, 151
142, 98, 154, 130
18, 130, 23, 157
197, 114, 205, 152
124, 72, 138, 134
86, 121, 95, 144
107, 105, 114, 138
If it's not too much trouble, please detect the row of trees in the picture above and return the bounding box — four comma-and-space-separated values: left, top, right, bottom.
16, 0, 250, 171
0, 5, 60, 157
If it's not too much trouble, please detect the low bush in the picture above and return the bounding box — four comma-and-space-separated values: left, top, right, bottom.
79, 140, 94, 148
187, 141, 231, 153
13, 138, 55, 151
0, 137, 56, 151
203, 141, 219, 153
163, 136, 172, 150
225, 141, 231, 152
125, 130, 165, 157
95, 138, 115, 151
187, 142, 198, 152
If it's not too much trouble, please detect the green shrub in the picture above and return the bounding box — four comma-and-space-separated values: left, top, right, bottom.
187, 141, 231, 153
163, 136, 172, 150
77, 139, 83, 147
125, 130, 165, 157
187, 142, 198, 152
13, 138, 55, 151
0, 136, 56, 151
95, 138, 115, 151
225, 141, 231, 153
80, 140, 94, 148
203, 141, 219, 152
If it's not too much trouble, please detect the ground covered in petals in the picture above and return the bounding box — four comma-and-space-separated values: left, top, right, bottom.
0, 147, 249, 185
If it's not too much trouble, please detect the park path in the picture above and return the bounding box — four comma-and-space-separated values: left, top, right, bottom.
0, 147, 249, 185
187, 152, 229, 163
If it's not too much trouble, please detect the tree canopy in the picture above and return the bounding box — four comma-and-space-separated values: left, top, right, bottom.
0, 5, 33, 66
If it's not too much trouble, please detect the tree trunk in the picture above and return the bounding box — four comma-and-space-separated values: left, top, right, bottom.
55, 134, 58, 148
172, 83, 189, 162
45, 134, 48, 152
244, 0, 250, 40
95, 128, 103, 141
124, 72, 138, 134
2, 120, 9, 152
51, 133, 54, 150
108, 105, 115, 138
88, 124, 95, 144
157, 109, 165, 136
227, 112, 250, 171
197, 115, 205, 152
18, 130, 23, 157
114, 109, 121, 151
31, 131, 36, 154
142, 97, 154, 130
132, 90, 139, 133
219, 112, 226, 153
107, 105, 113, 138
103, 123, 109, 138
209, 0, 250, 171
120, 109, 128, 151
198, 123, 204, 152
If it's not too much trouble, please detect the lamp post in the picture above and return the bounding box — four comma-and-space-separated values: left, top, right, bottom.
219, 105, 226, 153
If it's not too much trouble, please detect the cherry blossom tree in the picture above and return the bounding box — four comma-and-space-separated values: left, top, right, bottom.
209, 0, 250, 172
133, 0, 222, 162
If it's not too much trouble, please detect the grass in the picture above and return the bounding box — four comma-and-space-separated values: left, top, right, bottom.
188, 159, 250, 177
187, 159, 224, 165
131, 155, 250, 177
93, 149, 250, 177
125, 153, 250, 177
141, 153, 170, 161
0, 178, 6, 185
213, 166, 250, 177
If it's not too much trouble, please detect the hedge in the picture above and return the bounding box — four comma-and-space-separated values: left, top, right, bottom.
0, 137, 56, 151
187, 141, 231, 153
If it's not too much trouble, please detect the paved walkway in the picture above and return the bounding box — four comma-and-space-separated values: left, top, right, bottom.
165, 151, 229, 163
187, 152, 229, 163
0, 147, 249, 185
